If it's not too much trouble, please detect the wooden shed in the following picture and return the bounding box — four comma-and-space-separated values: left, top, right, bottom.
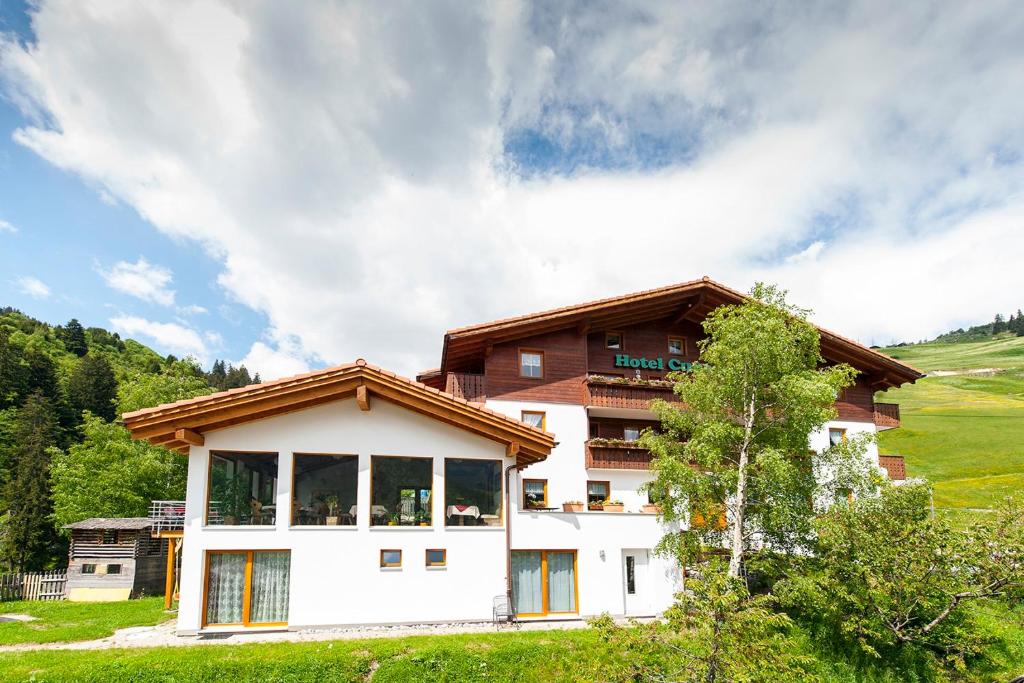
64, 518, 167, 602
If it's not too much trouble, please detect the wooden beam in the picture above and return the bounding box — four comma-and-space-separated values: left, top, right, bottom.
174, 428, 204, 446
575, 319, 591, 336
356, 384, 370, 411
506, 441, 520, 458
164, 537, 175, 610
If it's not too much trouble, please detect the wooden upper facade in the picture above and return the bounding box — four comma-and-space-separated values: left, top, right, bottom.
419, 277, 923, 424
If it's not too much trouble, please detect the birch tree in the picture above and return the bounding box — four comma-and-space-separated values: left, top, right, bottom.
643, 283, 873, 577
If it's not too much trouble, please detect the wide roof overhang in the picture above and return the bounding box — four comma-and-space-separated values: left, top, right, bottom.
122, 360, 554, 467
439, 277, 924, 390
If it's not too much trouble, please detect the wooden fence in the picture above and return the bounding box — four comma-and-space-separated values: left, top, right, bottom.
0, 570, 67, 601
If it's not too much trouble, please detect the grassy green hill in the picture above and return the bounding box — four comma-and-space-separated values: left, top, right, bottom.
876, 335, 1024, 509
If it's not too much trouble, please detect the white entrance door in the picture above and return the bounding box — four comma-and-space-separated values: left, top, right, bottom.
622, 549, 649, 615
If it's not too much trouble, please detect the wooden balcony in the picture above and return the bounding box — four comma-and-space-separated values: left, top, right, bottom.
585, 441, 653, 470
877, 454, 906, 481
445, 373, 486, 403
874, 402, 901, 430
584, 376, 679, 411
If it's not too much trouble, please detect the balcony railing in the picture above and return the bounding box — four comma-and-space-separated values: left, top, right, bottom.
585, 441, 653, 470
877, 454, 906, 481
148, 500, 187, 535
584, 376, 679, 411
874, 402, 901, 430
445, 372, 486, 403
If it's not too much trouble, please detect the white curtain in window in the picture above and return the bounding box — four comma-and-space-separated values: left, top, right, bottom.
250, 551, 291, 623
206, 553, 246, 624
547, 552, 576, 612
512, 552, 543, 614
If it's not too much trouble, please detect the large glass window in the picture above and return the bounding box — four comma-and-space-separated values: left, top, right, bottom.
205, 550, 290, 626
371, 456, 432, 526
207, 452, 278, 526
292, 454, 358, 526
511, 550, 577, 616
444, 458, 502, 527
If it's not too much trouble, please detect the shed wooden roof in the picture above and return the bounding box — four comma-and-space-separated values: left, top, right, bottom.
64, 518, 152, 531
438, 276, 924, 389
122, 360, 555, 467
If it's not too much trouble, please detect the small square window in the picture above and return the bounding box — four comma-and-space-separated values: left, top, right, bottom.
380, 549, 402, 568
605, 332, 622, 349
81, 564, 96, 575
524, 479, 548, 509
623, 426, 641, 443
106, 564, 122, 575
521, 411, 546, 430
426, 549, 446, 567
101, 530, 117, 544
668, 337, 685, 355
587, 481, 610, 507
828, 428, 846, 447
519, 351, 544, 378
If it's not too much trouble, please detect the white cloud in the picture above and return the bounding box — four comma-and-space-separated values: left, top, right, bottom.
98, 257, 176, 306
15, 276, 50, 298
178, 304, 207, 315
238, 341, 310, 382
109, 315, 207, 360
3, 1, 1024, 376
0, 219, 16, 233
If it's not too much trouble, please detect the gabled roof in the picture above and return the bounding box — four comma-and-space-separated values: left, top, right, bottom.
123, 360, 554, 467
65, 518, 152, 531
439, 276, 923, 389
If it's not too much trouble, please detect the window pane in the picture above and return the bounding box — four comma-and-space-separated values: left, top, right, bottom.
511, 551, 543, 614
547, 552, 576, 612
524, 480, 546, 508
520, 352, 542, 378
828, 429, 845, 446
292, 454, 358, 526
82, 564, 95, 574
381, 550, 401, 567
606, 334, 621, 349
623, 427, 640, 442
587, 482, 608, 505
107, 564, 122, 575
669, 338, 683, 355
626, 556, 636, 595
371, 456, 432, 526
208, 452, 278, 526
521, 411, 544, 429
206, 552, 247, 625
445, 459, 502, 527
250, 551, 290, 623
426, 549, 445, 566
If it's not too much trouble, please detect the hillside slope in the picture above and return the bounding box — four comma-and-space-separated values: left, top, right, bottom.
877, 335, 1024, 509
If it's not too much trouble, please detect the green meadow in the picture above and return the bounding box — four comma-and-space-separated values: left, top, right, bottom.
877, 335, 1024, 509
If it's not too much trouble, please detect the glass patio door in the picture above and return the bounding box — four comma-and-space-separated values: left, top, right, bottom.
511, 550, 577, 616
205, 550, 291, 626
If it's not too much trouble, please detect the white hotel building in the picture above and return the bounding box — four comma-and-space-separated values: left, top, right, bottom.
123, 278, 920, 634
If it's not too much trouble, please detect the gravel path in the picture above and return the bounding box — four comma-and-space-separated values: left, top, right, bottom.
0, 617, 607, 652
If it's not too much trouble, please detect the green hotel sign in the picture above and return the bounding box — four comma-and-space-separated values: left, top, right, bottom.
613, 354, 698, 372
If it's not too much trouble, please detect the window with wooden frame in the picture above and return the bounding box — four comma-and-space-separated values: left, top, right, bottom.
519, 350, 544, 378
291, 453, 358, 527
511, 550, 578, 616
605, 331, 623, 349
204, 550, 290, 627
521, 410, 546, 431
668, 336, 685, 355
622, 425, 641, 443
523, 479, 548, 509
587, 481, 610, 508
106, 564, 122, 575
81, 564, 96, 574
206, 451, 279, 526
445, 458, 502, 527
828, 428, 847, 447
380, 549, 402, 568
425, 549, 446, 567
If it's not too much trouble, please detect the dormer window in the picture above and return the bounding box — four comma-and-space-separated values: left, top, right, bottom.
519, 350, 544, 378
605, 332, 622, 349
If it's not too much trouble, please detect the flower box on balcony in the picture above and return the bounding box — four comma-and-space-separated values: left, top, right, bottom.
603, 502, 625, 512
641, 503, 661, 514
562, 501, 584, 513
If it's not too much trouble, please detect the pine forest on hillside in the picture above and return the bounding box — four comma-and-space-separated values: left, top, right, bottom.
0, 306, 259, 572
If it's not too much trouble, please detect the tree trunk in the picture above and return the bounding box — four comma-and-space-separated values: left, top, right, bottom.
728, 392, 756, 578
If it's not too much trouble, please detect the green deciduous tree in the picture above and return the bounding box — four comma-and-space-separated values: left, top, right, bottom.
117, 358, 213, 416
775, 484, 1024, 671
50, 415, 188, 529
0, 391, 63, 571
68, 354, 118, 422
643, 284, 874, 577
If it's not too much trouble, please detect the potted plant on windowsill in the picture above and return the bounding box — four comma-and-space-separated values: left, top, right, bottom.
415, 509, 430, 527
588, 501, 604, 511
641, 502, 662, 514
323, 495, 340, 526
603, 500, 625, 512
387, 512, 400, 526
562, 500, 584, 513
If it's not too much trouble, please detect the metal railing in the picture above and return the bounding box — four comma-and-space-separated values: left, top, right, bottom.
148, 500, 187, 534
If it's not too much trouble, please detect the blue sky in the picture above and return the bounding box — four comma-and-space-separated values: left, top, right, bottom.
1, 1, 1022, 378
